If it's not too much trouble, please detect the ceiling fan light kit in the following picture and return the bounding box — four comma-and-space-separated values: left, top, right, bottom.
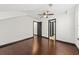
38, 4, 54, 18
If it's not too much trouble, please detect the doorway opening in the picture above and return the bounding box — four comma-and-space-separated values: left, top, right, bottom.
48, 19, 56, 41
33, 21, 42, 37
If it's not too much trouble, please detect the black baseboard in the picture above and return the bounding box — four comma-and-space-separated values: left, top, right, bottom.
56, 40, 75, 46
42, 36, 79, 52
0, 35, 78, 51
42, 36, 75, 45
0, 37, 33, 48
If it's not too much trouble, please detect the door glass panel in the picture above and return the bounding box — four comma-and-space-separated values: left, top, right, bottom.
48, 19, 56, 41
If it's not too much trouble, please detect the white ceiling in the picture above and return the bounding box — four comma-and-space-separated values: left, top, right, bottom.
0, 4, 75, 12
0, 4, 76, 20
0, 4, 47, 11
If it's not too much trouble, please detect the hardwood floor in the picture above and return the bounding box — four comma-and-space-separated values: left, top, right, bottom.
0, 36, 78, 55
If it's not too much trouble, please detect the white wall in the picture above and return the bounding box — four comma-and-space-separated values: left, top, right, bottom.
56, 7, 75, 44
42, 7, 75, 44
0, 12, 34, 45
0, 6, 76, 46
75, 5, 79, 48
56, 12, 75, 43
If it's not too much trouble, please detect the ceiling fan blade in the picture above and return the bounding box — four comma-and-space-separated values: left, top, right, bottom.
47, 14, 54, 15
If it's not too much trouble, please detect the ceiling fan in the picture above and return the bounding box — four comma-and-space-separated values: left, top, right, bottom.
38, 4, 54, 18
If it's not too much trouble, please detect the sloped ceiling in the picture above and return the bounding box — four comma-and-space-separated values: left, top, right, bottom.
0, 4, 75, 20
0, 4, 47, 11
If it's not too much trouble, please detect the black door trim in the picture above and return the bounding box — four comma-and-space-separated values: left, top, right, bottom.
33, 21, 42, 37
48, 19, 56, 40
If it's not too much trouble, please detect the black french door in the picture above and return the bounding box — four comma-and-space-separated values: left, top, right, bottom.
48, 19, 56, 38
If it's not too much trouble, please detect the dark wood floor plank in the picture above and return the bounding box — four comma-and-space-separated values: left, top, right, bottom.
0, 36, 78, 55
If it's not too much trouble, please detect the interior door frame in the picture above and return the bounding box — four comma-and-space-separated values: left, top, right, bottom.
33, 21, 42, 37
48, 19, 56, 40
